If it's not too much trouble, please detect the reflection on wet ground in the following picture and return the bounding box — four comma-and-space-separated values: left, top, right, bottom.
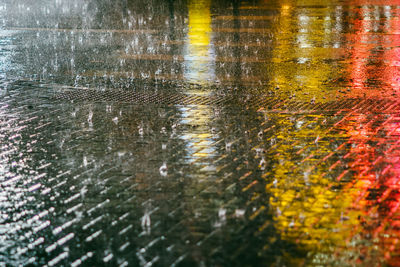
1, 0, 400, 266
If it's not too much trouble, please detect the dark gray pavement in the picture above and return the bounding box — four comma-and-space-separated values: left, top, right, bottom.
1, 0, 400, 266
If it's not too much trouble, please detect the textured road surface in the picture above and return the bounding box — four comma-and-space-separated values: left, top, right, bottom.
1, 0, 400, 266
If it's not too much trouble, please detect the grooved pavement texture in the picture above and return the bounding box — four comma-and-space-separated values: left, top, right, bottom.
0, 80, 399, 266
2, 0, 400, 266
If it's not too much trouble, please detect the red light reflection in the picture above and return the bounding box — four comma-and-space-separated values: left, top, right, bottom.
345, 5, 400, 264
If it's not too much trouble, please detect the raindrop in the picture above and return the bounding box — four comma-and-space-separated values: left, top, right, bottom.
270, 138, 276, 145
314, 135, 320, 144
159, 163, 167, 176
138, 126, 144, 136
259, 158, 267, 170
87, 110, 93, 123
80, 187, 87, 199
225, 142, 232, 151
112, 117, 118, 125
276, 207, 282, 217
87, 110, 93, 128
218, 208, 226, 219
141, 212, 151, 235
235, 209, 245, 217
296, 120, 304, 129
258, 131, 263, 139
255, 148, 263, 157
303, 171, 310, 186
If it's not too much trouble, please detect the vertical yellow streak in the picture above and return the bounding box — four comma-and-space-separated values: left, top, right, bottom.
185, 0, 213, 85
267, 4, 360, 254
181, 0, 216, 166
188, 1, 211, 47
271, 4, 338, 101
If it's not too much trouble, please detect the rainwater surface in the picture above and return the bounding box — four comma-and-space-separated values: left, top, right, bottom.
0, 0, 399, 266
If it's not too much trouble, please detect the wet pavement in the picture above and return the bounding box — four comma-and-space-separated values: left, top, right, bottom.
1, 0, 400, 266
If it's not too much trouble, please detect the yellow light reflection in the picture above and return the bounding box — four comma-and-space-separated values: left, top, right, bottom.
263, 114, 360, 265
271, 3, 341, 102
188, 1, 211, 46
181, 0, 217, 168
185, 0, 214, 86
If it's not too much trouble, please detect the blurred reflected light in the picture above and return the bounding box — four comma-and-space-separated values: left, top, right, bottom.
184, 0, 215, 85
180, 0, 217, 168
272, 3, 338, 101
